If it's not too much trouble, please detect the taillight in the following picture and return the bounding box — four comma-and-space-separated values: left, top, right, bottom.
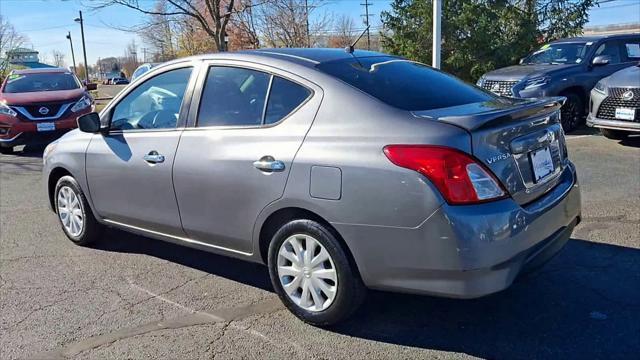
383, 145, 507, 205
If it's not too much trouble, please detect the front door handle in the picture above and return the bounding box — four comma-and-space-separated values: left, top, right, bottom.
143, 151, 165, 164
253, 156, 285, 172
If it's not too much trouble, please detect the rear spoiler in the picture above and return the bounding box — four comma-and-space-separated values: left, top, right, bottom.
433, 97, 565, 131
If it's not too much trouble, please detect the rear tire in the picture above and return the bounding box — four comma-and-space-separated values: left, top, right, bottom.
268, 219, 366, 326
560, 92, 584, 133
54, 175, 103, 246
600, 128, 628, 140
0, 146, 14, 155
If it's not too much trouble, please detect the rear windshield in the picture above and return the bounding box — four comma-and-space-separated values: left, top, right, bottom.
3, 72, 80, 93
316, 57, 493, 111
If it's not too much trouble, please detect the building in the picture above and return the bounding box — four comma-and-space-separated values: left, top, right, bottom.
6, 47, 55, 69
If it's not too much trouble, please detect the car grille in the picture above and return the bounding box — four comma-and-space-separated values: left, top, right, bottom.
596, 88, 640, 122
480, 80, 518, 97
11, 100, 75, 121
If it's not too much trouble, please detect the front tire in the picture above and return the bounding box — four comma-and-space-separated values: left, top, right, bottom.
268, 219, 366, 326
0, 146, 14, 155
54, 175, 103, 246
600, 128, 628, 140
560, 93, 584, 132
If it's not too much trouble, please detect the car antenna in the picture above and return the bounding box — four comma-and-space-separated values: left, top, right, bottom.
345, 26, 370, 54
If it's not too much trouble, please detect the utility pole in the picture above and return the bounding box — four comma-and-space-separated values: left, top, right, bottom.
305, 0, 310, 47
65, 32, 77, 75
142, 48, 148, 63
361, 1, 373, 50
74, 10, 90, 84
433, 0, 441, 69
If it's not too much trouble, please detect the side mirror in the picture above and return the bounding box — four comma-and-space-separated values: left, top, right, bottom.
592, 55, 610, 66
77, 112, 103, 133
85, 83, 98, 91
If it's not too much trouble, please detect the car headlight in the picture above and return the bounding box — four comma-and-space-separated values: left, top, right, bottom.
594, 81, 606, 95
476, 76, 486, 87
71, 95, 92, 113
523, 76, 550, 90
0, 101, 17, 117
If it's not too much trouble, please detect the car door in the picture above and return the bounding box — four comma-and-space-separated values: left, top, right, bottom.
86, 64, 197, 236
173, 63, 322, 253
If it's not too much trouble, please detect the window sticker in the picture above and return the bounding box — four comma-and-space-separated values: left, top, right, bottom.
6, 74, 24, 83
626, 43, 640, 59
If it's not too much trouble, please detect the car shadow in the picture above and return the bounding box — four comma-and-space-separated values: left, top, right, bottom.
94, 230, 639, 359
619, 134, 640, 148
567, 125, 600, 136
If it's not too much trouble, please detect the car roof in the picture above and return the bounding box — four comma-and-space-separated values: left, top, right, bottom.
170, 48, 392, 69
551, 33, 639, 43
11, 67, 72, 75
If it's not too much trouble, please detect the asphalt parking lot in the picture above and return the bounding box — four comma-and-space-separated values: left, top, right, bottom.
1, 130, 638, 359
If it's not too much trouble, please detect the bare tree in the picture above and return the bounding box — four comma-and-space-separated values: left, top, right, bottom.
329, 14, 356, 48
51, 50, 66, 67
257, 0, 331, 48
0, 15, 27, 78
93, 0, 265, 52
120, 39, 139, 77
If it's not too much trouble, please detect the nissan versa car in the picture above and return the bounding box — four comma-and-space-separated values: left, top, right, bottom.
43, 49, 581, 325
0, 68, 93, 154
587, 64, 640, 139
477, 34, 640, 132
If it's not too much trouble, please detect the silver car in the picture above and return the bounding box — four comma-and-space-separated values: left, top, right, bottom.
587, 64, 640, 139
43, 49, 581, 325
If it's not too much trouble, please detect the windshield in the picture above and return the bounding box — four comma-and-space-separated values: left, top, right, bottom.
523, 42, 590, 65
317, 57, 493, 111
3, 72, 81, 93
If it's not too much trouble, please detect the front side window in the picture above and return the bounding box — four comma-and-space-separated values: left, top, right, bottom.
110, 67, 192, 130
3, 72, 80, 93
594, 42, 621, 64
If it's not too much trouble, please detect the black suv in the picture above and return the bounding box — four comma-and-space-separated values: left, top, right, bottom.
477, 34, 640, 131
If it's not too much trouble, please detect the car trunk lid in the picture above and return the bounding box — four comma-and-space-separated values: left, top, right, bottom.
413, 97, 568, 205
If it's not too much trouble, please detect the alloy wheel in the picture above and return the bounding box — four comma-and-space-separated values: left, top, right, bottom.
57, 186, 84, 237
276, 234, 338, 312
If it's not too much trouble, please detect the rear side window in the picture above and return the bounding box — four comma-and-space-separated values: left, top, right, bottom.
198, 67, 270, 127
197, 66, 311, 127
316, 57, 493, 111
265, 77, 311, 124
623, 40, 640, 60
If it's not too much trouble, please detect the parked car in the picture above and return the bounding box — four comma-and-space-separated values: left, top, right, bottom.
131, 63, 160, 82
43, 49, 581, 325
477, 34, 640, 132
0, 68, 93, 154
587, 64, 640, 139
113, 78, 129, 85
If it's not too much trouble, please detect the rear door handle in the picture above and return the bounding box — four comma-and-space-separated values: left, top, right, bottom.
143, 151, 165, 164
253, 156, 285, 172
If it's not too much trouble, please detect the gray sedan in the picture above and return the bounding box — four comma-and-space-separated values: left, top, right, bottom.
43, 49, 581, 325
587, 64, 640, 139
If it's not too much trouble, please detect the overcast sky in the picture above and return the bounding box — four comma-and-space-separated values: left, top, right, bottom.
1, 0, 639, 66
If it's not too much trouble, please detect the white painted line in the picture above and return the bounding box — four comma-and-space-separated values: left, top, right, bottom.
566, 135, 593, 140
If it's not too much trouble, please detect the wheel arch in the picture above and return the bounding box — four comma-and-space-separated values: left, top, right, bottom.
559, 86, 587, 109
257, 207, 362, 276
47, 167, 73, 212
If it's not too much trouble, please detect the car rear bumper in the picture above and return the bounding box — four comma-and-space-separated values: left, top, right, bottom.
333, 162, 581, 298
586, 114, 640, 132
